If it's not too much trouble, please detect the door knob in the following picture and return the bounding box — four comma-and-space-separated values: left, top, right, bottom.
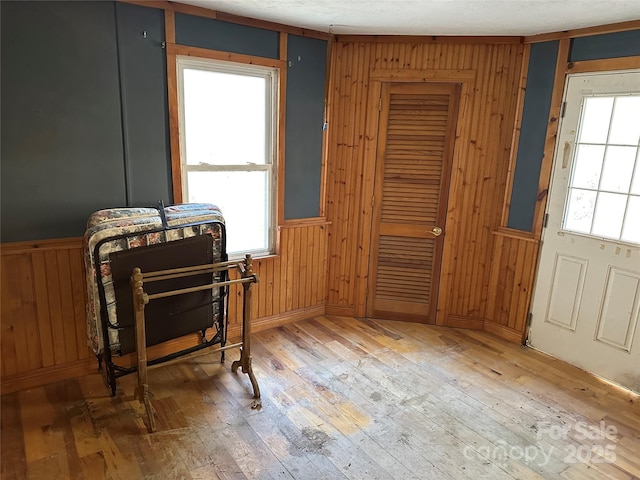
430, 227, 443, 237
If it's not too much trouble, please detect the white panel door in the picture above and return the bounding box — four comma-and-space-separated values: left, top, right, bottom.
529, 71, 640, 393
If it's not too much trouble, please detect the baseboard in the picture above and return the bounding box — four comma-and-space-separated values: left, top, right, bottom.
1, 356, 97, 394
228, 304, 326, 339
1, 305, 326, 394
445, 314, 485, 330
484, 321, 526, 344
324, 305, 356, 317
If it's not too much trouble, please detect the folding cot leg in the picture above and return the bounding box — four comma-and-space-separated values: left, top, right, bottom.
132, 268, 156, 433
231, 254, 261, 409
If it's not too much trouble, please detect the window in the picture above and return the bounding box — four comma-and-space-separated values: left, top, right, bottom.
177, 56, 278, 257
563, 94, 640, 244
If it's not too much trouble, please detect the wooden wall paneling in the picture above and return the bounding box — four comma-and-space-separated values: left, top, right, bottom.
354, 76, 383, 316
445, 46, 483, 323
345, 43, 372, 316
1, 222, 327, 392
55, 249, 79, 364
434, 69, 475, 326
307, 226, 316, 307
292, 227, 301, 311
303, 226, 312, 308
485, 230, 540, 342
317, 223, 328, 306
0, 240, 89, 381
43, 250, 68, 366
325, 42, 354, 311
335, 43, 361, 312
285, 227, 295, 312
272, 241, 282, 316
2, 255, 24, 375
324, 40, 525, 329
458, 45, 492, 319
507, 240, 526, 330
31, 252, 55, 369
69, 249, 88, 362
338, 35, 524, 45
342, 42, 366, 313
483, 44, 525, 311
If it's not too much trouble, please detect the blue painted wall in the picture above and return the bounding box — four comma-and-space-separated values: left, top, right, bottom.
507, 29, 640, 232
1, 2, 327, 242
507, 41, 558, 231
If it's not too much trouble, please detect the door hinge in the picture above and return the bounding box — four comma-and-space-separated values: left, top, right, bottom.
378, 97, 382, 111
560, 101, 567, 118
371, 194, 375, 208
527, 312, 533, 326
543, 213, 549, 228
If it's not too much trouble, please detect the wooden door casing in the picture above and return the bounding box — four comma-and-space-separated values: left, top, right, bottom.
367, 82, 461, 323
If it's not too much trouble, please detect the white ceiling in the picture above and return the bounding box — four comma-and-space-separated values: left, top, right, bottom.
180, 0, 640, 36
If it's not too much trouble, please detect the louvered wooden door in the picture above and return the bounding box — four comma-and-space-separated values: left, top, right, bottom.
367, 82, 460, 323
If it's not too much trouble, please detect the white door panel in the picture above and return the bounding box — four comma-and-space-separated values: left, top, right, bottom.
529, 71, 640, 393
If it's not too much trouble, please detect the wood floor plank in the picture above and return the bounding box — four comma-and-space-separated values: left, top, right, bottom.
2, 316, 638, 480
1, 393, 27, 480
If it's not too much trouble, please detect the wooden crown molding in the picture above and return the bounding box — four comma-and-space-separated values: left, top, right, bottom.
524, 19, 640, 43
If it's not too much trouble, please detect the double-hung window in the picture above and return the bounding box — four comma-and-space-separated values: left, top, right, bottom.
177, 56, 278, 257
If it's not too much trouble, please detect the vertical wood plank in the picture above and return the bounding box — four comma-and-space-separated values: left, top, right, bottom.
325, 39, 525, 334
69, 248, 89, 360
272, 238, 282, 316
56, 250, 79, 362
31, 252, 56, 368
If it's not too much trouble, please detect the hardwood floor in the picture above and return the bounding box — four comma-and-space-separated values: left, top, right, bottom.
2, 316, 639, 479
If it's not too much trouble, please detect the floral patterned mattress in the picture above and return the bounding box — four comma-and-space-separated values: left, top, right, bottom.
83, 203, 225, 355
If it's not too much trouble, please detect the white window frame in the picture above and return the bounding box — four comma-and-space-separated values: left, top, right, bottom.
176, 55, 279, 258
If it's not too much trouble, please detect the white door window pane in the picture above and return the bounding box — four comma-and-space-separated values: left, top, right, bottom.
183, 69, 267, 166
187, 170, 270, 254
563, 92, 640, 245
599, 146, 636, 193
591, 192, 626, 239
609, 96, 640, 145
622, 196, 640, 244
578, 97, 614, 144
571, 144, 605, 189
565, 189, 596, 233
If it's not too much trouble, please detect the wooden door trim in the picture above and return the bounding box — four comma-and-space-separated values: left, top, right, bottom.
365, 83, 392, 318
365, 81, 462, 323
355, 73, 475, 319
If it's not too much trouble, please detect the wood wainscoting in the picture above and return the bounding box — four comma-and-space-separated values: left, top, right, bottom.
324, 38, 527, 332
0, 220, 328, 393
486, 228, 540, 343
